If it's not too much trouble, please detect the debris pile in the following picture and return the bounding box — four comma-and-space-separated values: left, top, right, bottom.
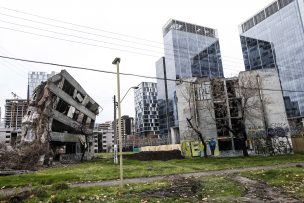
0, 141, 49, 170
0, 70, 100, 170
126, 150, 184, 161
139, 176, 202, 198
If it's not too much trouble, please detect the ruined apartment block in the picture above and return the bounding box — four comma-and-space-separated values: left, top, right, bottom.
176, 77, 242, 156
21, 70, 100, 161
176, 68, 292, 156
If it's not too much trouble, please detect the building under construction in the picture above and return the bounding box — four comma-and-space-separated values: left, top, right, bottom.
4, 99, 27, 129
21, 69, 100, 161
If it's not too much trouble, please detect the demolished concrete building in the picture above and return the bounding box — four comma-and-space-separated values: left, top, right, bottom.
20, 70, 100, 161
176, 68, 292, 156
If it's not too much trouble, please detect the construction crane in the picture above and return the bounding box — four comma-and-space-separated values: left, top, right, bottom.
11, 92, 22, 100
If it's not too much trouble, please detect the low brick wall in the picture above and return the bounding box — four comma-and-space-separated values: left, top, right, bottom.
291, 137, 304, 153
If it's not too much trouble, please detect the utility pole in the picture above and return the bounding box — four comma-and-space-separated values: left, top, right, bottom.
256, 75, 268, 133
112, 57, 123, 188
113, 95, 118, 164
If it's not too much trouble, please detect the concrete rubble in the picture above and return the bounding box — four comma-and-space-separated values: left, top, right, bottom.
0, 70, 100, 169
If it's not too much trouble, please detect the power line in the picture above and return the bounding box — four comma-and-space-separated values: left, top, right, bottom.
0, 15, 246, 66
0, 19, 164, 54
0, 6, 164, 45
0, 8, 247, 65
0, 18, 247, 68
0, 13, 165, 52
0, 26, 161, 58
0, 25, 243, 73
0, 55, 304, 94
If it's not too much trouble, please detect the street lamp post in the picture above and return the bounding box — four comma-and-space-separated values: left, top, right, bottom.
113, 86, 138, 165
112, 57, 123, 188
120, 86, 139, 103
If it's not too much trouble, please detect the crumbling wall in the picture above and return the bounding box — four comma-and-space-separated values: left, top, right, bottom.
0, 82, 54, 170
22, 82, 54, 144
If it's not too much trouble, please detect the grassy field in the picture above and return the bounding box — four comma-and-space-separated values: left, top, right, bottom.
21, 176, 244, 203
241, 166, 304, 198
0, 153, 303, 189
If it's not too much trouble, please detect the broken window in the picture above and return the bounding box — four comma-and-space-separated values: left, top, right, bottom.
10, 132, 17, 146
56, 99, 70, 115
66, 143, 76, 154
233, 138, 243, 150
229, 99, 241, 118
90, 119, 95, 129
52, 119, 79, 134
86, 101, 93, 110
72, 110, 80, 121
82, 115, 88, 125
214, 102, 227, 119
216, 119, 230, 137
62, 80, 75, 97
211, 80, 225, 100
231, 118, 243, 137
226, 80, 237, 98
218, 139, 232, 151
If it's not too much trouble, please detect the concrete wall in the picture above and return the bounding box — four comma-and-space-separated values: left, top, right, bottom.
176, 78, 218, 143
239, 69, 290, 134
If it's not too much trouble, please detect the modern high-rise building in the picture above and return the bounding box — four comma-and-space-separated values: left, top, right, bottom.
156, 19, 224, 141
28, 71, 56, 97
134, 82, 159, 136
239, 0, 304, 123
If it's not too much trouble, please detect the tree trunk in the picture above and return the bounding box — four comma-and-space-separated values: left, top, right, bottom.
223, 124, 249, 157
81, 136, 89, 162
241, 122, 249, 157
186, 118, 208, 158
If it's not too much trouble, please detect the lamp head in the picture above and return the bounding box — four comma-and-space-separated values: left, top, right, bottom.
132, 86, 139, 90
112, 57, 121, 65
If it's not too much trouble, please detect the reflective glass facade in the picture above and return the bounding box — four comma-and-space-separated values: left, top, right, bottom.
134, 82, 159, 136
156, 19, 224, 137
240, 0, 304, 119
240, 36, 277, 70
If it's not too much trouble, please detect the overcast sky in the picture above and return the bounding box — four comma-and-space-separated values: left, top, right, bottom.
0, 0, 274, 123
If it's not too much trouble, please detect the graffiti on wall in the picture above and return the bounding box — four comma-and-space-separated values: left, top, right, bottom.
247, 123, 293, 155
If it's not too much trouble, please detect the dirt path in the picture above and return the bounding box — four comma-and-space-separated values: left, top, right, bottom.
234, 176, 301, 203
71, 162, 304, 188
0, 162, 303, 199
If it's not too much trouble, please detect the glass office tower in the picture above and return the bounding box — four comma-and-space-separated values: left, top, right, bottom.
156, 19, 224, 140
134, 82, 159, 136
239, 0, 304, 121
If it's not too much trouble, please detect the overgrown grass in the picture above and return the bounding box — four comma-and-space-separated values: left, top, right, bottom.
201, 176, 245, 202
22, 176, 244, 203
0, 153, 303, 188
241, 166, 304, 198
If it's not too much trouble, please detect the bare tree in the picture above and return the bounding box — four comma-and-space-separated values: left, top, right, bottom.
177, 75, 267, 157
177, 79, 208, 157
207, 76, 266, 157
75, 123, 93, 162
